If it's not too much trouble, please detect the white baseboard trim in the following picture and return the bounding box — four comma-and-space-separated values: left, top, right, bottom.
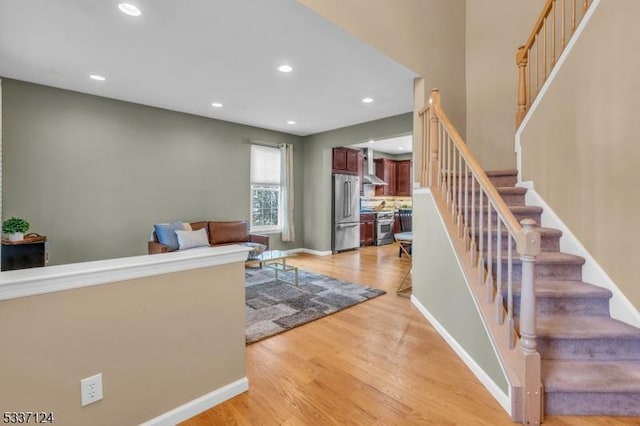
411, 295, 511, 416
285, 248, 332, 256
140, 377, 249, 426
519, 182, 640, 327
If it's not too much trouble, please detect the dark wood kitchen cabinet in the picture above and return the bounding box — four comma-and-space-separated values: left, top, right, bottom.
396, 160, 412, 196
332, 147, 360, 176
374, 159, 396, 196
371, 158, 412, 196
360, 213, 375, 246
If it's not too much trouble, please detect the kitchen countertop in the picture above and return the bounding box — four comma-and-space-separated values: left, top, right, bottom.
361, 208, 411, 214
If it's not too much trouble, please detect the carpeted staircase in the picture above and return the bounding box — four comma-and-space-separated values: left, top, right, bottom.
482, 169, 640, 416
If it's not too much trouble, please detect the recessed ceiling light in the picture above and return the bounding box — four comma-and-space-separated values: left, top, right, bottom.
398, 147, 404, 150
211, 102, 223, 108
368, 140, 375, 143
89, 74, 106, 81
278, 65, 293, 73
118, 3, 141, 17
362, 97, 374, 103
287, 120, 296, 125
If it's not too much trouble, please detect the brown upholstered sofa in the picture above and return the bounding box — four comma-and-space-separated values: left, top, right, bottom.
148, 220, 269, 254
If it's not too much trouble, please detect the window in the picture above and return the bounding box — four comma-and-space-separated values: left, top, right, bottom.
250, 144, 281, 232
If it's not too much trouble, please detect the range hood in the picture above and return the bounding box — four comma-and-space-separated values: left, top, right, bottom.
362, 148, 387, 185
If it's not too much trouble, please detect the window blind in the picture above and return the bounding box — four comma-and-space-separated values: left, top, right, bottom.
250, 145, 281, 185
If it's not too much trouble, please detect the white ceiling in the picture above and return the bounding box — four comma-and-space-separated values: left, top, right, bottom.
0, 0, 417, 136
351, 135, 413, 155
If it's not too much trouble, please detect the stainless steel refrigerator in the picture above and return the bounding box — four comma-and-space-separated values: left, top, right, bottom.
332, 174, 360, 252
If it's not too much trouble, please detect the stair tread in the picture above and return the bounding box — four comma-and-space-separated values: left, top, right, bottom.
485, 169, 518, 177
470, 186, 527, 194
446, 169, 518, 177
532, 251, 584, 263
543, 360, 640, 392
490, 251, 585, 265
472, 205, 542, 213
477, 226, 562, 237
510, 280, 612, 298
537, 315, 640, 339
509, 205, 543, 213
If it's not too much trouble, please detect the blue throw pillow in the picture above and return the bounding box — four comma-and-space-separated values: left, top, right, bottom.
154, 221, 184, 251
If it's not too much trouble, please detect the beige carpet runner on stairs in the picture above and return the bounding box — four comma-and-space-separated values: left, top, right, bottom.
483, 170, 640, 416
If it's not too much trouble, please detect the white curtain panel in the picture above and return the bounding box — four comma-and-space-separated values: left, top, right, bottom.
280, 143, 295, 242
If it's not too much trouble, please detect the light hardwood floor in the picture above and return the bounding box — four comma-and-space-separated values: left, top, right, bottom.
182, 244, 640, 425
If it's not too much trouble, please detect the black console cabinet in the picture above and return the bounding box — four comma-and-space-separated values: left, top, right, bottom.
2, 240, 48, 271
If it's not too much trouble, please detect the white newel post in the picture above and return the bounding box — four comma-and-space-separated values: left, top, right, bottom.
516, 218, 542, 424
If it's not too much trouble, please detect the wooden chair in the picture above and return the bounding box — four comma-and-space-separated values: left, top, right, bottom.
395, 209, 412, 257
394, 209, 413, 296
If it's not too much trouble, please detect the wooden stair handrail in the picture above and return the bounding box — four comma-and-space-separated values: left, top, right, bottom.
419, 88, 542, 424
516, 0, 593, 127
419, 101, 523, 236
517, 0, 554, 64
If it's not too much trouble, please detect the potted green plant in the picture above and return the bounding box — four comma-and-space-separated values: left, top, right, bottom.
2, 217, 30, 241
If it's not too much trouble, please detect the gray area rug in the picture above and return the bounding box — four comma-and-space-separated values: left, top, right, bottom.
245, 268, 385, 344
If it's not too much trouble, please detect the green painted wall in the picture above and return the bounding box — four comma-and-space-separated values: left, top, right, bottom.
300, 113, 413, 251
1, 79, 304, 265
412, 190, 508, 394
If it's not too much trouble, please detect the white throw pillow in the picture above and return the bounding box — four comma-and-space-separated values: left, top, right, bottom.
175, 228, 209, 250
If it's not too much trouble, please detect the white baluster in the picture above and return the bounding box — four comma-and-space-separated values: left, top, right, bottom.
496, 218, 504, 324
470, 177, 477, 265
451, 143, 457, 218
439, 123, 445, 191
486, 201, 494, 303
478, 190, 484, 285
508, 234, 515, 349
448, 135, 452, 201
463, 164, 470, 249
457, 151, 463, 236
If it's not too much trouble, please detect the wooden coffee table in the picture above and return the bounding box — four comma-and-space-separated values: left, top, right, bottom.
246, 250, 299, 286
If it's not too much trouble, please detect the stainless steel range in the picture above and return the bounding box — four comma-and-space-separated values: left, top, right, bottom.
375, 211, 395, 246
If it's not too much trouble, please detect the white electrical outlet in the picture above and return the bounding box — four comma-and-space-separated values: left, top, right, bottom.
80, 373, 103, 406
